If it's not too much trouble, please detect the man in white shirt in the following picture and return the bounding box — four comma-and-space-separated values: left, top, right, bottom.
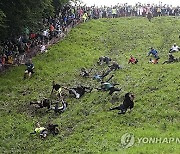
169, 43, 180, 53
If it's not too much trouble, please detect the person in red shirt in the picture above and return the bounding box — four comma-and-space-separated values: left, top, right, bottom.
128, 55, 138, 64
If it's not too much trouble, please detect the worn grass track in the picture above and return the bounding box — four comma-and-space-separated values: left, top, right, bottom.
0, 17, 180, 153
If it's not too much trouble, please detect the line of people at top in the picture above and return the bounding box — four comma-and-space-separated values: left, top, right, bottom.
1, 1, 180, 72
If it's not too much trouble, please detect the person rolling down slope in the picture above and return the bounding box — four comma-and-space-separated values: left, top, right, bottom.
64, 86, 93, 99
97, 75, 121, 95
110, 92, 135, 114
48, 99, 68, 113
30, 98, 51, 109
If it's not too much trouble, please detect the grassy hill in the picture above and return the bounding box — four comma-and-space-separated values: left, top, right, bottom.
0, 17, 180, 154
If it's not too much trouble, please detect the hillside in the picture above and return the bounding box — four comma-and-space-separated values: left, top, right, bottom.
0, 17, 180, 154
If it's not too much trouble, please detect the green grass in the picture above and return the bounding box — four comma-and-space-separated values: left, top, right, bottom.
0, 16, 180, 154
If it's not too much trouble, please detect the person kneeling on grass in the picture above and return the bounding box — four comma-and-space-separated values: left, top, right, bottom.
64, 86, 93, 99
30, 122, 48, 139
110, 92, 135, 114
24, 59, 34, 79
30, 98, 51, 109
48, 99, 68, 114
96, 75, 121, 95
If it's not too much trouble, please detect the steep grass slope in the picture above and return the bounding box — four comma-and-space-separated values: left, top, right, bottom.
0, 17, 180, 154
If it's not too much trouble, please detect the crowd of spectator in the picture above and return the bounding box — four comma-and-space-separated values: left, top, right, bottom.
0, 2, 180, 71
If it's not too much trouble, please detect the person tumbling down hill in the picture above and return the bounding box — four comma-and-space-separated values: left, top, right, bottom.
169, 43, 180, 53
96, 75, 121, 95
24, 59, 35, 79
93, 69, 112, 82
163, 53, 179, 64
30, 122, 48, 139
48, 99, 68, 114
108, 61, 121, 71
64, 85, 93, 99
110, 92, 135, 114
128, 55, 138, 64
51, 81, 62, 98
97, 56, 111, 65
80, 67, 93, 78
30, 98, 51, 109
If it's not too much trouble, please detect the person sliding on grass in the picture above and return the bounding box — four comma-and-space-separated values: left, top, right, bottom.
24, 59, 35, 79
97, 75, 121, 95
163, 53, 179, 64
47, 123, 59, 136
64, 85, 93, 99
30, 122, 48, 139
51, 81, 62, 98
108, 61, 121, 71
93, 69, 112, 82
97, 56, 111, 65
80, 67, 93, 78
128, 55, 138, 64
169, 43, 180, 53
110, 92, 135, 114
30, 98, 51, 109
48, 99, 68, 113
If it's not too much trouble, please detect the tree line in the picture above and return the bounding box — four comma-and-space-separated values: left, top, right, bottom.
0, 0, 75, 40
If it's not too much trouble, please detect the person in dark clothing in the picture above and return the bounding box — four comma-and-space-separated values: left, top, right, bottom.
163, 53, 179, 64
97, 75, 121, 95
24, 59, 34, 79
108, 61, 121, 71
110, 93, 135, 114
80, 67, 93, 77
147, 47, 159, 58
64, 86, 92, 99
97, 56, 111, 65
48, 99, 68, 113
51, 81, 62, 98
47, 123, 59, 135
30, 98, 51, 109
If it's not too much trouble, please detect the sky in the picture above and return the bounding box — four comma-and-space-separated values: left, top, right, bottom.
81, 0, 180, 7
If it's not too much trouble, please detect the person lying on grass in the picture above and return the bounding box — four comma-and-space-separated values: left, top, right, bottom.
96, 75, 121, 95
97, 56, 111, 65
163, 53, 179, 64
64, 85, 93, 99
30, 122, 48, 139
110, 92, 135, 114
93, 69, 112, 82
147, 47, 159, 58
24, 59, 35, 79
128, 55, 138, 64
47, 98, 68, 114
108, 61, 122, 71
169, 43, 180, 53
80, 67, 93, 78
30, 98, 51, 109
30, 122, 59, 138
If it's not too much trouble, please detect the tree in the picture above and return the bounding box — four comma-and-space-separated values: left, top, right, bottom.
0, 0, 54, 38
